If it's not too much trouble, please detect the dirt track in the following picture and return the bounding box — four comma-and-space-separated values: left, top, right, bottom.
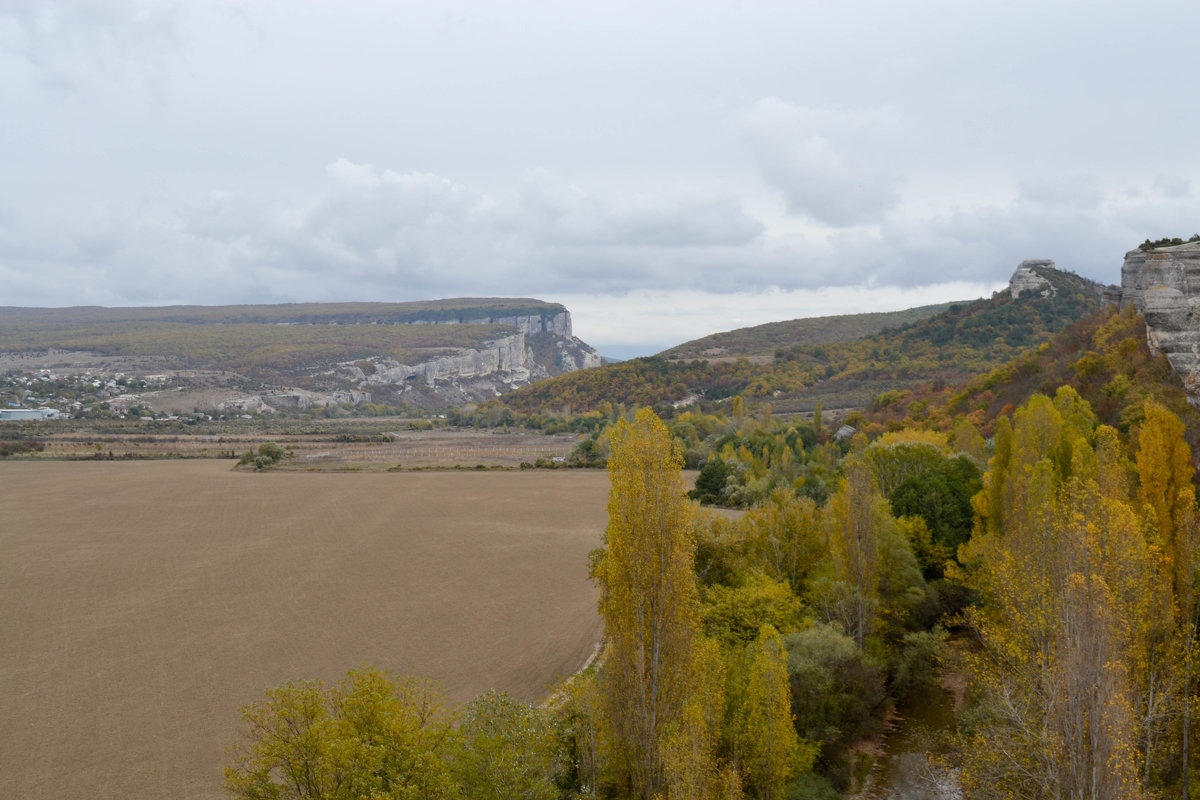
0, 461, 609, 800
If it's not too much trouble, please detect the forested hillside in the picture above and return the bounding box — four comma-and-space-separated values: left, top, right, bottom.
503, 265, 1106, 415
863, 304, 1200, 449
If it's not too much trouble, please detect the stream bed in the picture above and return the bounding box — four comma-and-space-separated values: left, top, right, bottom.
864, 686, 963, 799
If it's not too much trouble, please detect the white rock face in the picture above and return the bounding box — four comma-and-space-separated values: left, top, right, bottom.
1119, 242, 1200, 404
463, 311, 573, 337
220, 389, 340, 414
556, 338, 604, 372
365, 333, 532, 386
1009, 260, 1058, 299
336, 309, 602, 405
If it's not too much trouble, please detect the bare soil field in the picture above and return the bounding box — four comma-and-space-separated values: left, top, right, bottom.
0, 461, 610, 800
27, 426, 581, 468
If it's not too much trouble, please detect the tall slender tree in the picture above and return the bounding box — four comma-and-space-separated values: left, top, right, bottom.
739, 625, 806, 800
827, 457, 887, 648
1135, 399, 1200, 794
594, 408, 703, 799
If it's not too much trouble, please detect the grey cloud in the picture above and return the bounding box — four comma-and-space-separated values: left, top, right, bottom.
4, 159, 1198, 311
10, 163, 763, 302
742, 98, 902, 227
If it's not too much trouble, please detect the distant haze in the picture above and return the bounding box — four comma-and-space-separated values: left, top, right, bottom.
1, 1, 1194, 348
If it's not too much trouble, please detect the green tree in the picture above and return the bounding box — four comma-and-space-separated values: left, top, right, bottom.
455, 691, 563, 800
224, 667, 460, 800
741, 489, 825, 594
785, 624, 886, 775
692, 456, 732, 504
701, 571, 805, 647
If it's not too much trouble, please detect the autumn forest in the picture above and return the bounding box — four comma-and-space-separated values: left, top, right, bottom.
217, 279, 1200, 799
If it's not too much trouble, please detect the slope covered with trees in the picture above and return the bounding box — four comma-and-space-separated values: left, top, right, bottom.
221, 273, 1200, 798
863, 304, 1200, 450
224, 373, 1200, 799
502, 266, 1106, 416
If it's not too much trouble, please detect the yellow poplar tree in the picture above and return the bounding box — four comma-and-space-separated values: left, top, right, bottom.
960, 391, 1149, 799
739, 625, 810, 800
827, 457, 889, 648
1134, 399, 1200, 790
660, 637, 725, 800
595, 408, 703, 799
1136, 398, 1196, 605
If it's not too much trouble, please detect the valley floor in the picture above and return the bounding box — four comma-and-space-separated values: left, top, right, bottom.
0, 461, 609, 800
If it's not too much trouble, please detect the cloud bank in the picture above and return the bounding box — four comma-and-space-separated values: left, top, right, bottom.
3, 1, 1200, 351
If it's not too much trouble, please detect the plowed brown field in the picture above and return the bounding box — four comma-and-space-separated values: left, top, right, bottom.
0, 461, 609, 800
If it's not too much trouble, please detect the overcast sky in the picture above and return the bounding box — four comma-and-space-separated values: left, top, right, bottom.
2, 1, 1199, 356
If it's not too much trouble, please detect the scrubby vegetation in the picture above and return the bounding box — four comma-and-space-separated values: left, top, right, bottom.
1138, 234, 1200, 251
238, 441, 288, 470
0, 439, 44, 456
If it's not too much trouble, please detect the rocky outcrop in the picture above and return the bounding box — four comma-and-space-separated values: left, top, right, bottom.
357, 333, 533, 386
554, 337, 604, 372
220, 389, 341, 414
1119, 242, 1200, 402
335, 313, 602, 406
1009, 259, 1058, 299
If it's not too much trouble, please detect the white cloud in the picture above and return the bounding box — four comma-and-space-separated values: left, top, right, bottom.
325, 158, 384, 188
4, 2, 1200, 351
4, 158, 1192, 319
741, 98, 903, 227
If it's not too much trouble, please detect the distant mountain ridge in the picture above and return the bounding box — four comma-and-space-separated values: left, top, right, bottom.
0, 298, 568, 327
660, 302, 962, 360
0, 298, 601, 413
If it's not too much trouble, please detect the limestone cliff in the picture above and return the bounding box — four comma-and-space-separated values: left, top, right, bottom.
1009, 259, 1058, 298
1119, 241, 1200, 401
335, 310, 602, 407
219, 305, 601, 412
